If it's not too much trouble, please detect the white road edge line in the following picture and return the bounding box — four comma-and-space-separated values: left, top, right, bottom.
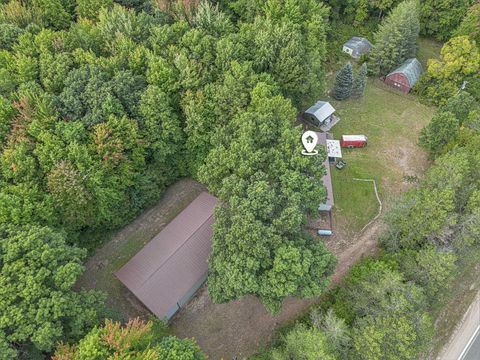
458, 325, 480, 360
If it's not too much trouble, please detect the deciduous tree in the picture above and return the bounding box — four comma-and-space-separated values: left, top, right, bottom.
416, 36, 480, 105
419, 111, 460, 157
53, 318, 206, 360
420, 0, 475, 41
0, 226, 105, 355
454, 2, 480, 45
271, 325, 336, 360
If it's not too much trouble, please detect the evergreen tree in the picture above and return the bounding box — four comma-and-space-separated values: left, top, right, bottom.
333, 62, 353, 100
352, 62, 368, 98
369, 0, 420, 75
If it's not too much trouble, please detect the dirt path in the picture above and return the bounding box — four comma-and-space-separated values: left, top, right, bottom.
172, 219, 384, 360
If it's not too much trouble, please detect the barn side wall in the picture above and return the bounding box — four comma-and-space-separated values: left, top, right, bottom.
384, 73, 411, 93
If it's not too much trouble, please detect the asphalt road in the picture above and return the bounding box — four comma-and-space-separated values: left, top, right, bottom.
461, 326, 480, 360
439, 293, 480, 360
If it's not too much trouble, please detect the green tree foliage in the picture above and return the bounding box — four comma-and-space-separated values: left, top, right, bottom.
423, 148, 479, 211
370, 0, 397, 18
53, 318, 206, 359
416, 36, 480, 105
32, 0, 72, 30
352, 312, 433, 360
352, 62, 368, 98
419, 111, 460, 157
333, 62, 353, 100
56, 65, 145, 126
0, 226, 105, 357
76, 0, 113, 21
439, 91, 478, 125
420, 0, 475, 41
455, 2, 480, 45
323, 0, 399, 24
331, 259, 434, 360
0, 23, 23, 50
232, 0, 330, 106
270, 325, 337, 360
395, 246, 457, 301
459, 199, 480, 248
311, 309, 350, 358
334, 260, 428, 321
0, 0, 337, 339
382, 186, 456, 250
369, 0, 420, 75
199, 82, 336, 312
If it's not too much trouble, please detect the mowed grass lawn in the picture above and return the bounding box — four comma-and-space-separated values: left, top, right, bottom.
327, 80, 434, 234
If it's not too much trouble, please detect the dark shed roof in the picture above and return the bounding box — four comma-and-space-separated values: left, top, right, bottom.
115, 192, 217, 320
305, 101, 336, 122
387, 58, 423, 87
343, 37, 372, 57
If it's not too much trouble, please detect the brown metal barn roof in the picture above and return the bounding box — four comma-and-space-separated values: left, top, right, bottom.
115, 192, 217, 320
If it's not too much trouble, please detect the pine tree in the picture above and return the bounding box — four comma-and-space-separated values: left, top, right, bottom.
333, 62, 353, 100
369, 0, 420, 75
352, 63, 368, 98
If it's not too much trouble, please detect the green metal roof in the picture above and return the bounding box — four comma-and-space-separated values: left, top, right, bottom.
387, 58, 423, 87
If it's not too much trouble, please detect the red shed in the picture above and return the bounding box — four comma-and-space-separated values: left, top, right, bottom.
384, 58, 423, 93
341, 135, 368, 148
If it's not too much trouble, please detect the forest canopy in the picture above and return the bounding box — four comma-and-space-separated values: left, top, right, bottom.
0, 0, 335, 356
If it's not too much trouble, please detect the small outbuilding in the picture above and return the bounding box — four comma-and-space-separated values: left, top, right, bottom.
303, 101, 340, 132
384, 58, 423, 93
343, 37, 372, 59
115, 192, 217, 321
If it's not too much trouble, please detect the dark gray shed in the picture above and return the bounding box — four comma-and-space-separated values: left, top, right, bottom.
115, 192, 217, 321
303, 101, 340, 132
343, 37, 372, 59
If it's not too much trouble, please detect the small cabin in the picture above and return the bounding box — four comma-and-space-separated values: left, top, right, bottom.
343, 37, 372, 59
384, 58, 423, 93
303, 101, 340, 132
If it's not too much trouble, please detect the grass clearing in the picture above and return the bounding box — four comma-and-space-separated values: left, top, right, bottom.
326, 80, 433, 234
417, 37, 443, 68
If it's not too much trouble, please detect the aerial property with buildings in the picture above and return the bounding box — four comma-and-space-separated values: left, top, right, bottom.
0, 0, 478, 359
